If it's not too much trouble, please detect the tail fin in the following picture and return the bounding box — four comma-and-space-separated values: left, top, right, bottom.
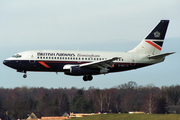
128, 20, 169, 55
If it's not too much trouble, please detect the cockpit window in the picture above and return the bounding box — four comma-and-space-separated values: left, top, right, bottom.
12, 54, 22, 58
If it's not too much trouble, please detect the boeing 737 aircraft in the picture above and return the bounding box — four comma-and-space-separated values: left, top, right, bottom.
3, 20, 175, 81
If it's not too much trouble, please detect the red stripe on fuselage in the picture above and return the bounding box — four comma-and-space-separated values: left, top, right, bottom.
145, 41, 162, 51
38, 61, 51, 68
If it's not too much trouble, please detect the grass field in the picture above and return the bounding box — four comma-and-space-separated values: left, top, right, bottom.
73, 113, 180, 120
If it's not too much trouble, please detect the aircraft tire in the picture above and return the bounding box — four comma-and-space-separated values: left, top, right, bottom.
88, 75, 93, 81
83, 75, 88, 81
23, 74, 27, 78
83, 75, 93, 81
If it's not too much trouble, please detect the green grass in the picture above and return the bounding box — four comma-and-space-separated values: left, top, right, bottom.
72, 113, 180, 120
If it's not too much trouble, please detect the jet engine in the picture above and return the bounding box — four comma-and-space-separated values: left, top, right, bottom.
63, 65, 100, 75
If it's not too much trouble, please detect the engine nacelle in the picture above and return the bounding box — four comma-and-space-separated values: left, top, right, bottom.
63, 65, 100, 75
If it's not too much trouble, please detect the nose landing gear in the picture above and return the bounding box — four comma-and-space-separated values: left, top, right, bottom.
17, 70, 27, 78
23, 71, 27, 78
23, 73, 27, 78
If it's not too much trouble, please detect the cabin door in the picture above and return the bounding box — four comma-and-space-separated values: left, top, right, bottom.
29, 52, 36, 64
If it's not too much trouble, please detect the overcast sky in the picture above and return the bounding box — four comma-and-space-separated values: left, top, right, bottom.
0, 0, 180, 89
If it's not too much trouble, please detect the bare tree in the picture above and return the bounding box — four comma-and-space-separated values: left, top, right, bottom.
141, 87, 160, 114
104, 88, 115, 112
93, 89, 105, 112
142, 92, 157, 114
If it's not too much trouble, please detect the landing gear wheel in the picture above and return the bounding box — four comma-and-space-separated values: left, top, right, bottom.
23, 74, 27, 78
83, 75, 93, 81
23, 72, 27, 78
83, 76, 88, 81
87, 75, 93, 81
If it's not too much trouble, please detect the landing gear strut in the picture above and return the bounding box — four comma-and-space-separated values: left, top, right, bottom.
83, 75, 93, 81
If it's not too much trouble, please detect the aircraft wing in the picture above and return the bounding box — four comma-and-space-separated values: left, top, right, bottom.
79, 57, 120, 69
148, 52, 175, 59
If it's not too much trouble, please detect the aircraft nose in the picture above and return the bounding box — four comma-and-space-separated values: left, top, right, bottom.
3, 60, 10, 66
3, 60, 22, 70
3, 60, 15, 67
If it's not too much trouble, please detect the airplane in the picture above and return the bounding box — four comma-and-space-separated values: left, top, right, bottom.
3, 20, 175, 81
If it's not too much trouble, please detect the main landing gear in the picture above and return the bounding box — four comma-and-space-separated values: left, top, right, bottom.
83, 75, 93, 81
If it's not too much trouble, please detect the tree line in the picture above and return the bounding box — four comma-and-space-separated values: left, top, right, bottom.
0, 81, 180, 119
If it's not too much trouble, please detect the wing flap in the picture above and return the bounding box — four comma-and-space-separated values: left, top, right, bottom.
79, 57, 120, 69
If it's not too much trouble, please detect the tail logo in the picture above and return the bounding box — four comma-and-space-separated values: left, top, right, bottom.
145, 40, 162, 51
154, 31, 160, 38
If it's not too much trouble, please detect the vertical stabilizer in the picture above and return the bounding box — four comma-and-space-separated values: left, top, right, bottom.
128, 20, 169, 55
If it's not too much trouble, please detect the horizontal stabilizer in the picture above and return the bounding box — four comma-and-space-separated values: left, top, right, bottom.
148, 52, 175, 59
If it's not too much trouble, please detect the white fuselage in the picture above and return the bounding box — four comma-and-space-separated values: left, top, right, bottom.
4, 50, 164, 73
